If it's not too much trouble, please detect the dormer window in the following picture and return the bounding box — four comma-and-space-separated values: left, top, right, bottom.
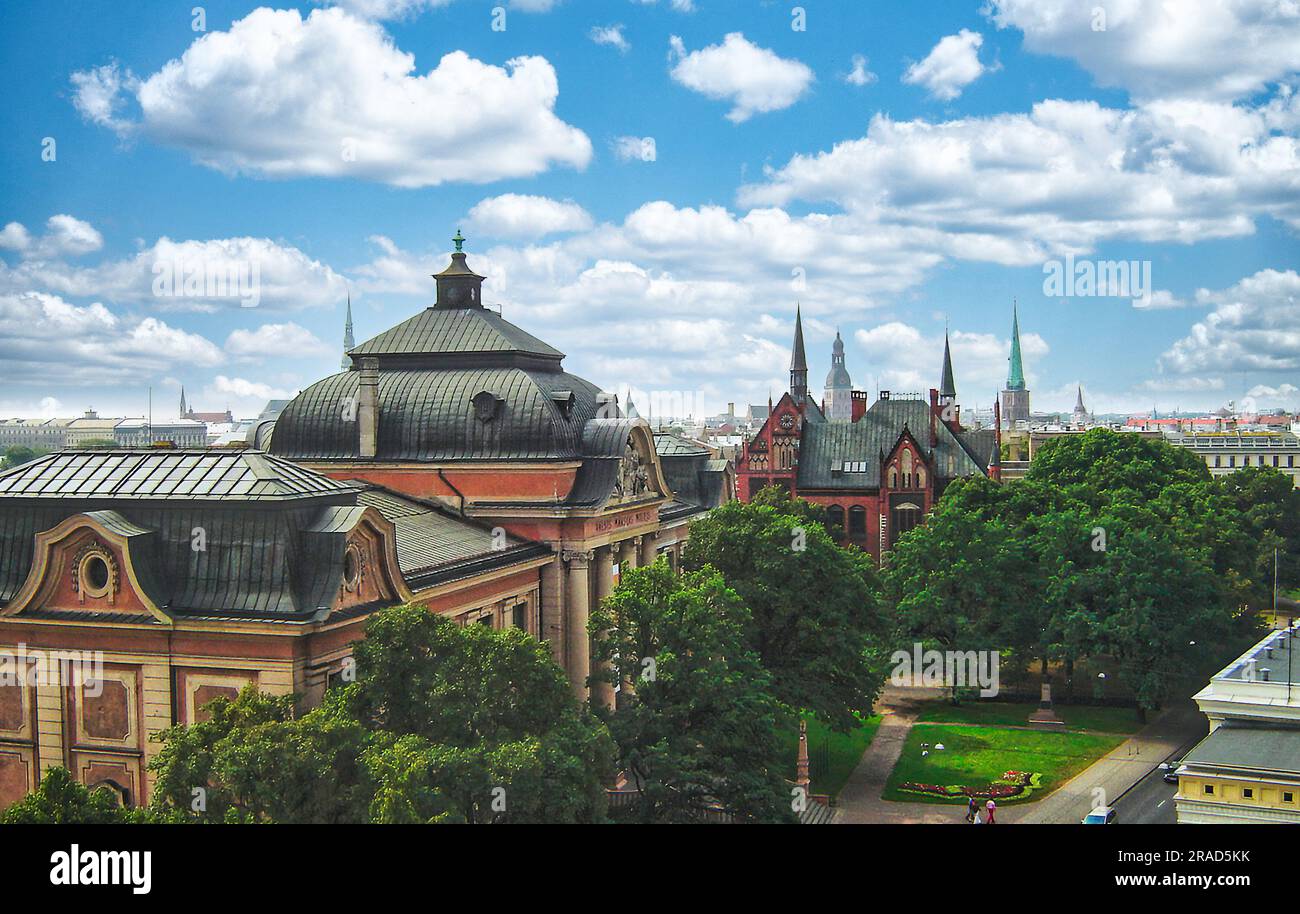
471, 391, 503, 423
551, 390, 575, 418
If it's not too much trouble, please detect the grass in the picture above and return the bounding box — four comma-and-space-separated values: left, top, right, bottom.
780, 713, 881, 799
915, 700, 1143, 734
883, 723, 1125, 804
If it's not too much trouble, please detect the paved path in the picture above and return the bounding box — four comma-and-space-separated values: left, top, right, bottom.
835, 689, 1206, 825
836, 687, 965, 824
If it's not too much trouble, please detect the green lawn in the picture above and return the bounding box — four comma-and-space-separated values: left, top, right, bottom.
883, 723, 1125, 804
916, 700, 1142, 734
780, 713, 881, 799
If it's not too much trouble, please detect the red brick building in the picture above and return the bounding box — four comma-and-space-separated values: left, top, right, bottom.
736, 310, 1000, 560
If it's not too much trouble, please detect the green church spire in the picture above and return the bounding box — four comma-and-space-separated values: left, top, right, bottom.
1006, 301, 1026, 391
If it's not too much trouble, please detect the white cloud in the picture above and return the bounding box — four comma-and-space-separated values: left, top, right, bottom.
742, 97, 1300, 259
466, 194, 594, 239
70, 63, 136, 131
844, 54, 877, 87
854, 322, 1048, 398
1159, 268, 1300, 373
668, 32, 814, 123
903, 29, 991, 101
589, 24, 630, 53
71, 7, 592, 187
225, 322, 331, 360
0, 291, 222, 386
0, 223, 31, 252
0, 223, 349, 312
1132, 289, 1188, 310
613, 135, 657, 162
1137, 376, 1226, 392
633, 0, 695, 11
986, 0, 1300, 102
201, 375, 298, 420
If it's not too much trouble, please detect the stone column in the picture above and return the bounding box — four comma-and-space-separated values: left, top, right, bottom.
590, 546, 616, 711
564, 551, 592, 701
625, 536, 642, 572
640, 532, 658, 567
540, 551, 565, 667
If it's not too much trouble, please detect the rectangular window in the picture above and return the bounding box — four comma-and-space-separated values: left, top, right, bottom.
1204, 784, 1214, 795
512, 603, 527, 631
1242, 787, 1253, 799
1285, 792, 1294, 803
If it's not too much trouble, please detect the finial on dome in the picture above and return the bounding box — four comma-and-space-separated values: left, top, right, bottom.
453, 229, 465, 253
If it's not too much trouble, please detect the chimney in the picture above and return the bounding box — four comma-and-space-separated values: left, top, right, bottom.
358, 357, 379, 459
728, 401, 735, 418
851, 390, 868, 423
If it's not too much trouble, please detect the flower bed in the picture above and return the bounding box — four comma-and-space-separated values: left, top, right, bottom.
899, 770, 1044, 801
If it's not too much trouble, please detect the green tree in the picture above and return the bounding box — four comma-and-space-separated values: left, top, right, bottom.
1, 767, 128, 824
1, 446, 44, 469
339, 605, 611, 823
682, 492, 886, 730
590, 561, 794, 823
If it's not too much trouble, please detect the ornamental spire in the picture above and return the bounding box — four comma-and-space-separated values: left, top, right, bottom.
939, 328, 956, 403
790, 304, 808, 404
1006, 300, 1026, 391
341, 291, 355, 370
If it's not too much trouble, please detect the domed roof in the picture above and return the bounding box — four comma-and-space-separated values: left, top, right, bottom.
269, 367, 605, 462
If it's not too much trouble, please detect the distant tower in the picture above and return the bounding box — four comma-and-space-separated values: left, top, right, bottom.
939, 329, 957, 408
823, 331, 853, 420
1072, 385, 1088, 426
341, 293, 355, 370
790, 305, 809, 405
1000, 302, 1031, 427
179, 386, 187, 418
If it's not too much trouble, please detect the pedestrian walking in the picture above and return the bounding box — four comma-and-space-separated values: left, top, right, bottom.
966, 796, 978, 823
985, 798, 997, 824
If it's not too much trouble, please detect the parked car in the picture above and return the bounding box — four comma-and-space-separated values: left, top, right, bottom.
1082, 806, 1116, 824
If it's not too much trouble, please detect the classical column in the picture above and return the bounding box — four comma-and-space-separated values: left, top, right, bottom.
625, 536, 642, 572
564, 550, 592, 701
540, 550, 565, 668
640, 532, 658, 567
590, 546, 616, 710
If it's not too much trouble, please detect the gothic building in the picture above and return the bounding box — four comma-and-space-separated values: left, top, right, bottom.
736, 312, 999, 560
1000, 303, 1031, 427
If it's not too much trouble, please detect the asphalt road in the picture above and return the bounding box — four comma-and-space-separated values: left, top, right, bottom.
1114, 763, 1178, 824
1112, 715, 1209, 825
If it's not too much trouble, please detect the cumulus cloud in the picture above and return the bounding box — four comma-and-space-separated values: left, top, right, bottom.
1, 216, 104, 260
844, 54, 877, 87
0, 291, 222, 386
903, 30, 991, 101
668, 33, 814, 123
0, 220, 348, 312
467, 194, 594, 239
741, 97, 1300, 260
854, 322, 1048, 398
70, 63, 136, 131
986, 0, 1300, 101
225, 322, 331, 360
70, 7, 592, 187
613, 135, 657, 162
589, 24, 629, 53
1159, 269, 1300, 374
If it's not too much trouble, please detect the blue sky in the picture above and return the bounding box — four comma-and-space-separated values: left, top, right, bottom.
1, 0, 1297, 421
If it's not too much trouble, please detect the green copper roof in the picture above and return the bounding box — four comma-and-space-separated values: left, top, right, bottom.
1006, 304, 1026, 391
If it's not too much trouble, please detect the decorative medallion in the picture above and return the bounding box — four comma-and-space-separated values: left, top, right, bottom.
71, 542, 119, 602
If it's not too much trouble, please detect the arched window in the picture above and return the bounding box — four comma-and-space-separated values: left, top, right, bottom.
916, 466, 926, 488
827, 504, 845, 536
848, 505, 867, 536
888, 466, 898, 488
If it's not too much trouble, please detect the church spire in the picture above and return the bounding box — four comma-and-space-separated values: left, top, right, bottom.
939, 328, 956, 403
341, 292, 355, 370
1007, 301, 1026, 391
179, 386, 187, 418
790, 304, 808, 404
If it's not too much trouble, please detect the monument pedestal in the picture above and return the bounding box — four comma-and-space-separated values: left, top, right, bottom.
1028, 682, 1064, 726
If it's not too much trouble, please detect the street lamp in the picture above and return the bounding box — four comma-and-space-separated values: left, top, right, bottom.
1095, 671, 1107, 703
